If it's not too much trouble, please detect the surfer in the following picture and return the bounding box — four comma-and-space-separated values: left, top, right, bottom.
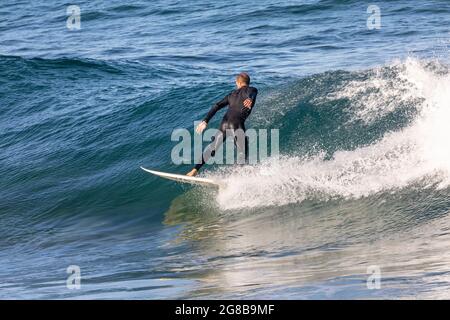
186, 72, 258, 176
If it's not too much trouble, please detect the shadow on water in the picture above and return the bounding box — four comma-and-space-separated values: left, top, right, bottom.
163, 187, 226, 243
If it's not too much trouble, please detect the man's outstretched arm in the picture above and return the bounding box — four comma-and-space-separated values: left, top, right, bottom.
196, 94, 229, 134
203, 94, 229, 123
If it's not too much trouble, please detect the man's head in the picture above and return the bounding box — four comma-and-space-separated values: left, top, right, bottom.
235, 72, 250, 88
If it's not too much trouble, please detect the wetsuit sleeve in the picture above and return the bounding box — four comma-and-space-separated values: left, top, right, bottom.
241, 87, 258, 119
248, 87, 258, 101
203, 94, 229, 123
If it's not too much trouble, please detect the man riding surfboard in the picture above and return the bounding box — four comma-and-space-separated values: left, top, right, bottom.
187, 72, 258, 176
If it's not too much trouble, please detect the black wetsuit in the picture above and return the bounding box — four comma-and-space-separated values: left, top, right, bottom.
195, 85, 258, 170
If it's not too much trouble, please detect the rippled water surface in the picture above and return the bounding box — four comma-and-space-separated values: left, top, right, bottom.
0, 0, 449, 299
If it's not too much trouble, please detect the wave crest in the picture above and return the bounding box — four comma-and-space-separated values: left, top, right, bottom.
210, 58, 450, 209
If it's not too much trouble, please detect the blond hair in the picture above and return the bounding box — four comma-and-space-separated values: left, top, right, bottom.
236, 72, 250, 85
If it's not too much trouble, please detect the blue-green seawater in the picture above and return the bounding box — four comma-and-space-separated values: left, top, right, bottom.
0, 0, 449, 299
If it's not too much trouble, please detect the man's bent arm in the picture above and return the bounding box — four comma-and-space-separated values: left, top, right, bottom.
248, 87, 258, 102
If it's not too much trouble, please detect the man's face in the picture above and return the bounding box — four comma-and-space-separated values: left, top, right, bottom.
235, 79, 242, 89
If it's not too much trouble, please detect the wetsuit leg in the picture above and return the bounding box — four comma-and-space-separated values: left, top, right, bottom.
233, 123, 248, 165
195, 120, 249, 170
194, 120, 228, 170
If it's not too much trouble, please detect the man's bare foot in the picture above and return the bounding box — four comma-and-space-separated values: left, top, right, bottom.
186, 168, 198, 177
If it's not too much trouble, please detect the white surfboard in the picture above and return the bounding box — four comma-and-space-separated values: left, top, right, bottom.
140, 167, 222, 188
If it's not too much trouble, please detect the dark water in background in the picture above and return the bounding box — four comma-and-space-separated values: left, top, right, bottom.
0, 0, 450, 299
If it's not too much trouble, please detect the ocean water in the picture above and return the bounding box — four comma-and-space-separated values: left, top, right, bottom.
0, 0, 449, 299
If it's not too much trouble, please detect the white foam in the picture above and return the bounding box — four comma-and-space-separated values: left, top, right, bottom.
322, 62, 419, 124
210, 58, 450, 210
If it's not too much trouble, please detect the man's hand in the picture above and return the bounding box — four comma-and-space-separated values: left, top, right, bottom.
196, 121, 207, 134
243, 98, 253, 109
